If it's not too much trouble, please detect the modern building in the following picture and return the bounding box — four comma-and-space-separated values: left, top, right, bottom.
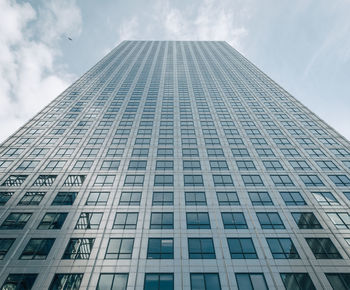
0, 40, 350, 289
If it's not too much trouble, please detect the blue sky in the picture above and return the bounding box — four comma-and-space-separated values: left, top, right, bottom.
1, 0, 350, 141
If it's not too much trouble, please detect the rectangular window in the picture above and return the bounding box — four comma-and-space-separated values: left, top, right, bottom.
147, 238, 173, 259
235, 273, 268, 290
131, 148, 149, 157
156, 161, 173, 170
86, 191, 109, 205
20, 238, 55, 260
227, 238, 258, 259
266, 238, 300, 259
326, 273, 350, 290
280, 191, 307, 206
105, 238, 134, 259
256, 148, 275, 157
1, 175, 28, 187
231, 148, 250, 157
248, 191, 273, 206
188, 238, 215, 259
45, 160, 66, 171
101, 160, 120, 171
208, 148, 224, 157
152, 192, 173, 206
94, 175, 115, 186
154, 175, 174, 186
0, 191, 13, 205
213, 175, 234, 186
75, 212, 103, 229
306, 238, 342, 259
270, 175, 294, 186
18, 192, 45, 206
210, 160, 229, 171
312, 192, 339, 206
185, 192, 207, 205
119, 192, 142, 205
0, 238, 15, 259
186, 212, 210, 229
241, 175, 264, 186
63, 175, 86, 186
157, 148, 174, 157
289, 160, 311, 171
183, 148, 199, 157
144, 273, 174, 290
2, 274, 38, 290
190, 273, 221, 290
299, 175, 325, 187
128, 160, 147, 170
316, 161, 339, 171
184, 175, 204, 186
280, 273, 316, 290
62, 238, 94, 259
97, 274, 128, 290
73, 160, 93, 170
150, 212, 173, 229
236, 160, 256, 171
256, 212, 285, 229
106, 148, 124, 157
16, 160, 39, 171
216, 191, 240, 205
51, 192, 77, 205
0, 212, 31, 229
328, 175, 350, 187
292, 212, 322, 229
183, 160, 201, 170
221, 212, 247, 229
37, 212, 67, 229
124, 175, 144, 186
113, 212, 138, 229
327, 212, 350, 229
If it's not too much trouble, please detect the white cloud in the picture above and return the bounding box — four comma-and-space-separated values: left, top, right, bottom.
0, 0, 82, 142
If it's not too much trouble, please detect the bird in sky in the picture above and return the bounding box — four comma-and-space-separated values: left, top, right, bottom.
68, 37, 72, 41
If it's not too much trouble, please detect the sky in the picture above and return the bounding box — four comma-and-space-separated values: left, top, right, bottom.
1, 0, 350, 142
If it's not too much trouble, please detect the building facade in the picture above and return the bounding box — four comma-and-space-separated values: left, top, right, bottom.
0, 41, 350, 289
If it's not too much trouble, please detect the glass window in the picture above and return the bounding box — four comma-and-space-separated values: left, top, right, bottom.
18, 192, 45, 206
119, 192, 142, 205
0, 238, 15, 259
150, 212, 173, 229
156, 161, 173, 170
270, 175, 294, 186
154, 175, 174, 186
188, 238, 215, 259
75, 212, 103, 229
299, 175, 325, 187
97, 273, 128, 290
231, 148, 250, 157
207, 148, 224, 157
289, 160, 311, 170
0, 212, 31, 229
186, 212, 210, 229
105, 238, 134, 259
147, 238, 173, 259
280, 273, 316, 290
1, 274, 38, 290
32, 175, 57, 186
94, 175, 115, 187
185, 192, 207, 205
38, 212, 67, 229
124, 175, 144, 186
328, 175, 350, 187
63, 175, 86, 186
326, 273, 350, 290
256, 212, 285, 229
316, 161, 339, 171
236, 160, 256, 171
213, 175, 234, 186
190, 273, 221, 290
216, 191, 240, 205
262, 160, 284, 171
183, 160, 201, 170
306, 238, 342, 259
132, 148, 149, 157
256, 148, 275, 157
62, 238, 94, 259
235, 273, 268, 290
86, 191, 109, 205
20, 238, 55, 260
157, 148, 173, 157
49, 274, 83, 290
152, 192, 173, 206
0, 191, 13, 205
292, 212, 322, 229
210, 160, 229, 170
101, 160, 120, 171
248, 191, 273, 206
128, 160, 147, 170
241, 175, 264, 186
221, 212, 247, 229
327, 213, 350, 229
183, 148, 199, 157
227, 238, 258, 259
52, 192, 77, 205
113, 212, 138, 229
266, 238, 300, 259
144, 273, 174, 290
184, 175, 204, 186
312, 192, 339, 206
1, 175, 28, 187
73, 160, 93, 170
280, 191, 307, 206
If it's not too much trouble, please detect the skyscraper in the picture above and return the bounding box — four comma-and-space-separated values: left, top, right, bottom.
0, 40, 350, 289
